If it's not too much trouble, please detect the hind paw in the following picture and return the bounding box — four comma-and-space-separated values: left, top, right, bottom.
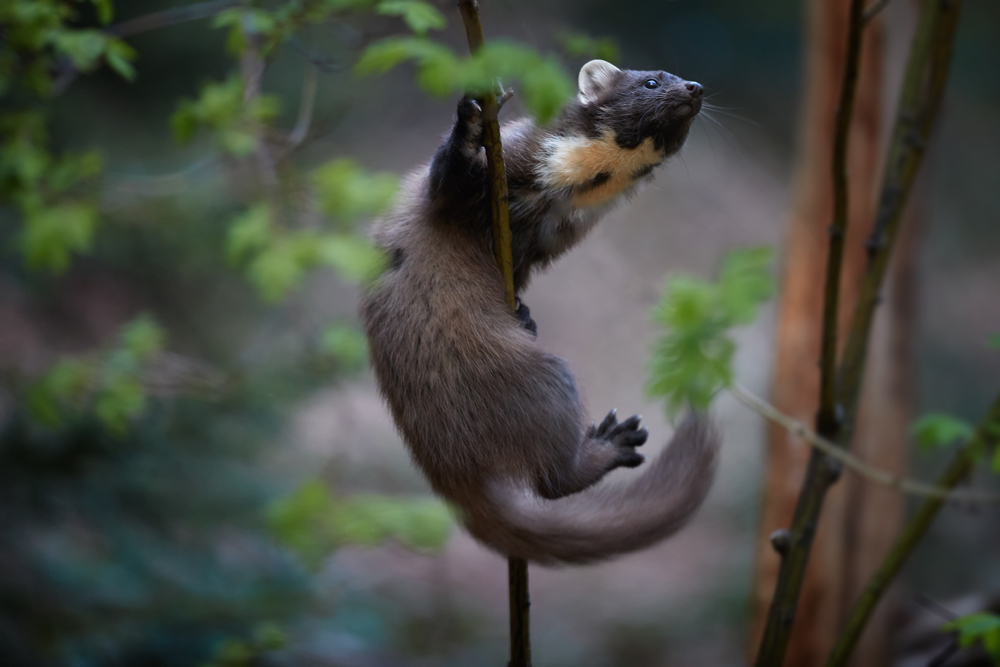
588, 409, 649, 467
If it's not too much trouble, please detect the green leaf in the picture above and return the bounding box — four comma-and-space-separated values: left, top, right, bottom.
119, 315, 166, 359
267, 480, 452, 568
312, 158, 398, 225
989, 334, 1000, 349
719, 246, 775, 324
21, 203, 98, 273
911, 413, 973, 450
226, 204, 273, 265
646, 247, 774, 417
557, 31, 621, 64
317, 234, 387, 284
320, 325, 368, 369
377, 0, 446, 36
945, 613, 1000, 664
28, 359, 92, 427
105, 39, 136, 81
355, 36, 455, 76
90, 0, 114, 25
95, 376, 145, 434
53, 30, 108, 71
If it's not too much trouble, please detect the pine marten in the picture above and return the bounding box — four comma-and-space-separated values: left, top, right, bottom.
360, 60, 719, 565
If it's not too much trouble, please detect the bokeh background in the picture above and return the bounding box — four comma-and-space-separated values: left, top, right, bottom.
1, 1, 999, 665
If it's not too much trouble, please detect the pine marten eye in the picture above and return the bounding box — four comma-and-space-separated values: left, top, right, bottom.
643, 79, 660, 89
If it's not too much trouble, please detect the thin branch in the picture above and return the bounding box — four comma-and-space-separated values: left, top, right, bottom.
288, 62, 319, 148
754, 0, 868, 660
863, 0, 894, 24
755, 0, 964, 663
826, 392, 1000, 667
456, 2, 526, 666
817, 0, 867, 438
729, 382, 1000, 503
107, 0, 240, 38
457, 0, 516, 311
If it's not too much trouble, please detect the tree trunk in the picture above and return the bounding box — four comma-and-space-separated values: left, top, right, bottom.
747, 0, 914, 664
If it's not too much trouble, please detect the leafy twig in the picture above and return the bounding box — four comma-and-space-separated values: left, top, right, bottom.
826, 392, 1000, 667
456, 2, 526, 665
729, 382, 1000, 503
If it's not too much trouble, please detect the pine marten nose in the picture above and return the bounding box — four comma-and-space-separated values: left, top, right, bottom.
685, 81, 703, 97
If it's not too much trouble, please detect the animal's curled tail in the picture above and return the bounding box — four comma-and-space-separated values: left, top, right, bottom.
463, 413, 720, 565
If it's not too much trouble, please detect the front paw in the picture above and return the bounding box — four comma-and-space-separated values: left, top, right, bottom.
588, 409, 648, 468
515, 297, 537, 337
454, 96, 484, 156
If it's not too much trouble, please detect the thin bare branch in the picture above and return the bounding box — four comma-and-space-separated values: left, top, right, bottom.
288, 62, 318, 148
754, 0, 963, 661
457, 0, 516, 311
729, 382, 1000, 503
108, 0, 240, 38
456, 2, 526, 666
826, 391, 1000, 666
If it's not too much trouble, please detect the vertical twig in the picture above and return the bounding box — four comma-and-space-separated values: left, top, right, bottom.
456, 3, 528, 666
754, 0, 868, 660
457, 0, 517, 311
755, 0, 964, 663
826, 393, 1000, 666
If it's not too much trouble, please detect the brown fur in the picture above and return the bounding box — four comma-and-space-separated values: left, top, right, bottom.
360, 61, 719, 565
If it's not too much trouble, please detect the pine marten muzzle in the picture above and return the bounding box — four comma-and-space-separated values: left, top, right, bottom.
360, 60, 719, 565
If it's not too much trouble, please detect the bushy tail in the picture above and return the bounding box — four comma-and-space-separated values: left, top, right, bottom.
464, 414, 720, 565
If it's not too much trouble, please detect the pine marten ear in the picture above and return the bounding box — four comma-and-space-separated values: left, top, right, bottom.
578, 60, 622, 105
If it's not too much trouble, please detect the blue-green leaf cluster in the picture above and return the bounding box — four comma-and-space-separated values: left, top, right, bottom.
28, 315, 167, 434
202, 623, 288, 667
267, 480, 452, 568
647, 247, 775, 416
945, 613, 1000, 665
356, 38, 575, 123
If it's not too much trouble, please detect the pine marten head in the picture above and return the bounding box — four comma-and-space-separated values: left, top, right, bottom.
539, 60, 702, 207
571, 59, 703, 153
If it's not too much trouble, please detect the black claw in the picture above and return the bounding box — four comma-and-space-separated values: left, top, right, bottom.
596, 409, 618, 437
618, 428, 649, 448
618, 452, 645, 469
609, 414, 642, 438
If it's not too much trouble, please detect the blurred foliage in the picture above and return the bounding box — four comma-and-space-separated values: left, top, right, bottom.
0, 0, 500, 664
357, 37, 574, 123
201, 622, 288, 667
268, 479, 451, 568
945, 613, 1000, 665
556, 31, 621, 64
28, 315, 166, 434
172, 76, 281, 156
647, 247, 774, 417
